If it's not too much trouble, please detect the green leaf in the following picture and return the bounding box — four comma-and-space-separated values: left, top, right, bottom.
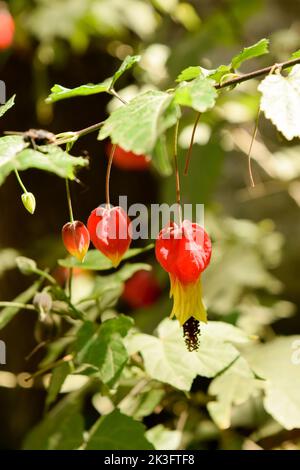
0, 136, 88, 186
46, 362, 72, 408
151, 136, 172, 176
290, 50, 300, 60
85, 409, 154, 450
243, 336, 300, 430
0, 279, 42, 330
146, 424, 182, 450
258, 64, 300, 140
208, 64, 232, 82
23, 400, 84, 450
127, 319, 250, 391
176, 66, 202, 83
0, 94, 16, 118
119, 387, 165, 420
98, 91, 177, 155
16, 145, 88, 180
110, 55, 141, 88
59, 245, 154, 270
231, 38, 269, 70
76, 315, 134, 384
207, 357, 260, 429
175, 77, 217, 113
87, 263, 151, 302
46, 55, 140, 103
46, 81, 111, 103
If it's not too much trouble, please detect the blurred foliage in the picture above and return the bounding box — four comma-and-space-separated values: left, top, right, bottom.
1, 0, 300, 452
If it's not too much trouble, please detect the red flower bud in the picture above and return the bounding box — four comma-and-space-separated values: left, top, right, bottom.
62, 221, 90, 262
106, 143, 150, 171
87, 206, 131, 267
0, 10, 15, 50
155, 220, 212, 351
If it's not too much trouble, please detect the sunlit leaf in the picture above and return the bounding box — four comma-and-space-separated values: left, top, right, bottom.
244, 336, 300, 430
46, 55, 140, 102
258, 64, 300, 140
0, 94, 16, 118
176, 66, 202, 83
207, 357, 260, 429
127, 319, 251, 391
231, 38, 269, 70
175, 77, 217, 113
146, 424, 182, 450
0, 136, 88, 186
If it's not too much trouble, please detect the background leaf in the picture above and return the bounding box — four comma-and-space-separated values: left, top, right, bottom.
85, 409, 154, 450
244, 336, 300, 430
59, 245, 153, 270
75, 315, 134, 384
0, 95, 16, 118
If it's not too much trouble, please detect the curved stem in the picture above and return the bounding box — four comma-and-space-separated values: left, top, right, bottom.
184, 112, 201, 175
65, 179, 74, 223
173, 120, 182, 224
247, 108, 261, 188
106, 144, 116, 208
14, 169, 27, 193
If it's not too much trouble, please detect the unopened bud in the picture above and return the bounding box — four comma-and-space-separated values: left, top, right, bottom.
21, 192, 36, 214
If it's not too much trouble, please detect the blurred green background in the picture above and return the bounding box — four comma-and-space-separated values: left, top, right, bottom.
1, 0, 300, 450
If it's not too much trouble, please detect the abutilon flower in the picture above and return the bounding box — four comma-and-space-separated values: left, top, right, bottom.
87, 206, 131, 267
62, 221, 90, 262
155, 220, 212, 351
106, 143, 150, 171
0, 9, 15, 50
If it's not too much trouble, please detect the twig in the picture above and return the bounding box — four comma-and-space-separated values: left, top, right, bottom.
216, 57, 300, 89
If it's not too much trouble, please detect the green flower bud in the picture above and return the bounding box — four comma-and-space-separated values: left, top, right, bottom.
21, 192, 36, 214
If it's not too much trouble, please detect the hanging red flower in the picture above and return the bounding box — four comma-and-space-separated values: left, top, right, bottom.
62, 221, 90, 262
87, 206, 131, 267
155, 220, 212, 351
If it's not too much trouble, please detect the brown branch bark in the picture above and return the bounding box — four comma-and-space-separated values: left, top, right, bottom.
216, 56, 300, 89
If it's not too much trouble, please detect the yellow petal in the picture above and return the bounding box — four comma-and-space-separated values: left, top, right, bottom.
169, 275, 207, 326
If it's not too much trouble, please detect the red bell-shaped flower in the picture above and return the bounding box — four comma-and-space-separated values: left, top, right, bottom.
62, 221, 90, 262
155, 220, 212, 350
0, 9, 15, 50
87, 205, 131, 267
106, 143, 150, 171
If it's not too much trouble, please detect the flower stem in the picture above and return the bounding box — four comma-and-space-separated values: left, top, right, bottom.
184, 112, 201, 176
14, 169, 27, 193
65, 179, 74, 223
173, 120, 182, 224
247, 107, 261, 188
106, 143, 116, 208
